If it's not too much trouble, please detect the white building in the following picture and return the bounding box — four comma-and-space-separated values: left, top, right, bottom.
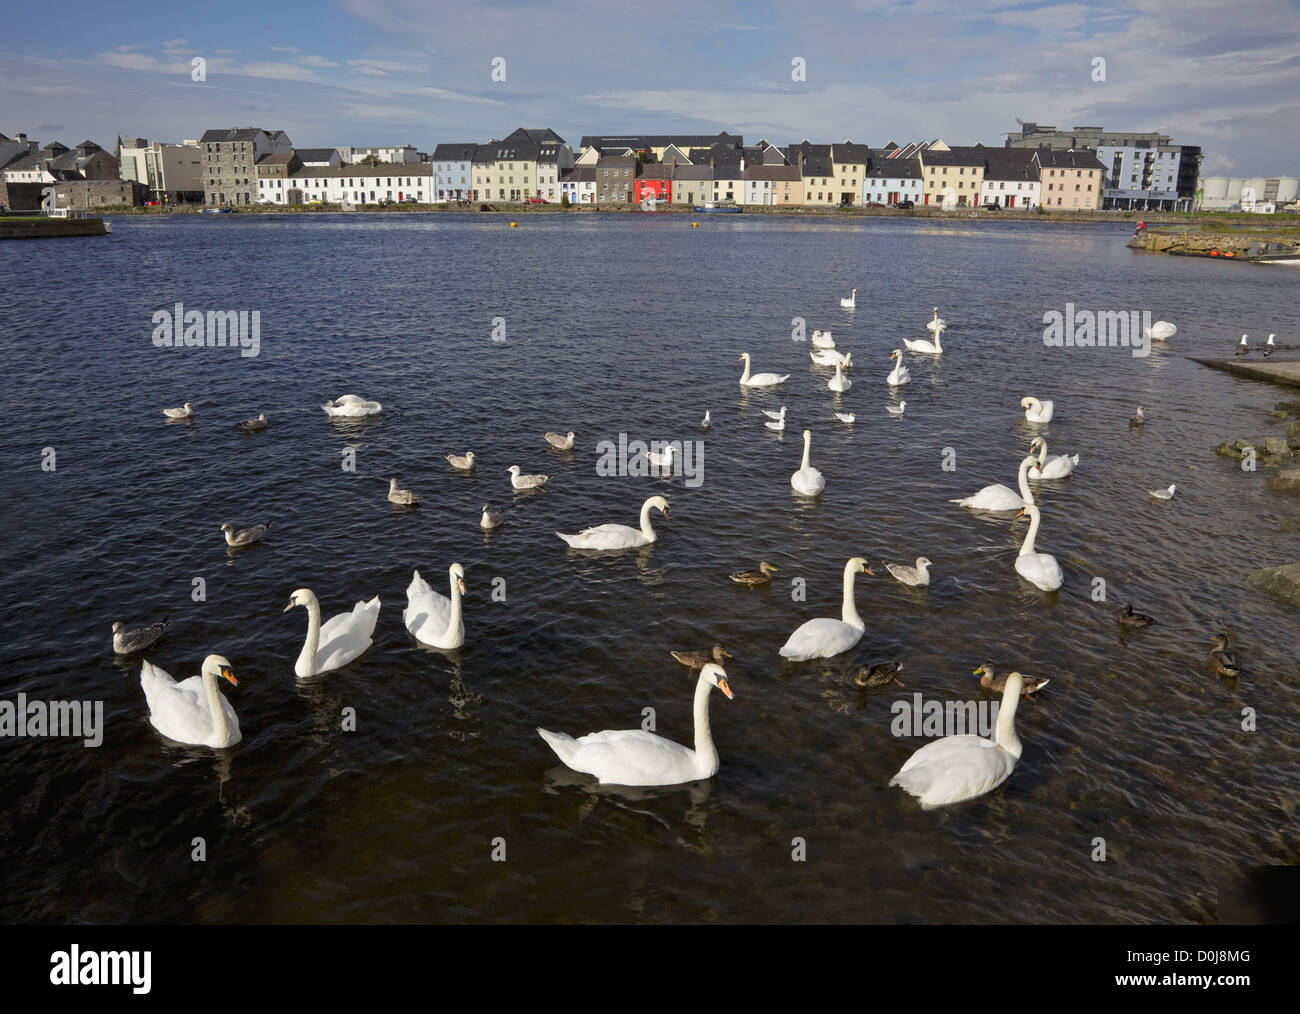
336, 144, 419, 165
1095, 144, 1190, 209
559, 167, 596, 204
266, 164, 432, 205
862, 154, 923, 206
1198, 176, 1300, 211
431, 143, 476, 201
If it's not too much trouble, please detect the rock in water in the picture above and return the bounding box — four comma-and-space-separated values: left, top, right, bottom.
1247, 563, 1300, 608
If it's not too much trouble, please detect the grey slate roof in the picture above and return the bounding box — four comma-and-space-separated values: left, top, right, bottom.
1035, 149, 1106, 171
580, 132, 741, 152
832, 142, 870, 163
296, 147, 340, 162
431, 143, 477, 161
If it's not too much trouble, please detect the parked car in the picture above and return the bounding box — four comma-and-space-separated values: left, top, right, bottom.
983, 202, 1001, 212
402, 196, 418, 203
526, 196, 546, 204
896, 200, 915, 210
865, 201, 886, 208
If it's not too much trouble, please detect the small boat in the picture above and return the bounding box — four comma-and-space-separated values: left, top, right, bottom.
200, 206, 234, 215
693, 202, 742, 214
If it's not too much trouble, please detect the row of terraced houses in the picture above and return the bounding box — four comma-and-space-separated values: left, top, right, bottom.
4, 122, 1224, 213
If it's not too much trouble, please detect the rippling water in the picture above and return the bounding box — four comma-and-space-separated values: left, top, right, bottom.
1, 212, 1296, 924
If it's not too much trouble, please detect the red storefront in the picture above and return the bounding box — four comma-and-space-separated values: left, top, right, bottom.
634, 178, 671, 203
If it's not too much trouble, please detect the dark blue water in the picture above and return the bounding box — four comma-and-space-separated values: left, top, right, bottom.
1, 212, 1296, 923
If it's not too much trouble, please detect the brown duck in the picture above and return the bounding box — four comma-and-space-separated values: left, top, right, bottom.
729, 561, 777, 587
854, 661, 904, 688
1208, 634, 1241, 679
671, 645, 732, 671
974, 663, 1049, 694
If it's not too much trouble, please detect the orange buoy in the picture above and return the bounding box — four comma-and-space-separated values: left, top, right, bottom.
1210, 248, 1218, 256
1224, 251, 1235, 257
510, 221, 517, 228
691, 222, 699, 227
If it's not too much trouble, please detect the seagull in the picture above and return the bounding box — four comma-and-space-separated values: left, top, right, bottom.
112, 617, 170, 655
765, 415, 785, 432
883, 556, 931, 586
446, 451, 476, 471
1129, 406, 1145, 428
220, 521, 270, 547
833, 411, 856, 423
886, 401, 906, 417
507, 465, 549, 489
387, 477, 419, 506
645, 445, 677, 470
1263, 334, 1275, 359
761, 405, 786, 422
237, 413, 268, 432
162, 402, 194, 420
1235, 334, 1249, 356
1148, 484, 1177, 500
544, 431, 575, 450
701, 410, 711, 430
480, 504, 504, 529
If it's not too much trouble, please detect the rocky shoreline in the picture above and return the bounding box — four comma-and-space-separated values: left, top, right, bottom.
1128, 225, 1300, 261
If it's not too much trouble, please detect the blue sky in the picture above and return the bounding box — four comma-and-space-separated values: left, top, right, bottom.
2, 0, 1297, 174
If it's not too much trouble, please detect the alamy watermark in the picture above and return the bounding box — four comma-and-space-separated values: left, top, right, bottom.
595, 434, 705, 488
152, 303, 261, 358
891, 693, 999, 738
1, 693, 103, 747
1043, 303, 1151, 358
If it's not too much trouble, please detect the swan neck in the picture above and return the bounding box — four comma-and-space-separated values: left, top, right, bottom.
739, 357, 750, 383
446, 572, 463, 638
1021, 508, 1041, 556
203, 669, 231, 741
801, 431, 811, 469
841, 562, 863, 628
1035, 442, 1047, 466
996, 686, 1022, 755
1017, 455, 1035, 504
297, 595, 321, 675
639, 498, 657, 538
692, 670, 718, 775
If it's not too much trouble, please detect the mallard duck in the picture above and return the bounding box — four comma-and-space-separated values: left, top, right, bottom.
446, 451, 475, 471
1208, 634, 1241, 678
974, 663, 1049, 694
730, 561, 777, 586
238, 413, 268, 432
671, 645, 732, 671
1117, 604, 1156, 627
1129, 406, 1145, 428
387, 477, 419, 506
854, 661, 904, 688
220, 521, 270, 547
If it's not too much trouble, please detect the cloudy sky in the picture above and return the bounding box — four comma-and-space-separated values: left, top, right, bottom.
2, 0, 1297, 174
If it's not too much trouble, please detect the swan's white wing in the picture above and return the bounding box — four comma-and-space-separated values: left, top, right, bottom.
949, 483, 1023, 510
404, 570, 454, 640
556, 523, 646, 549
1016, 553, 1063, 591
316, 595, 380, 670
141, 664, 239, 746
539, 727, 699, 785
779, 618, 860, 660
891, 737, 1015, 808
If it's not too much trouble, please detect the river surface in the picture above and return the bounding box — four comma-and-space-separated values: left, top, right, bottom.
1, 212, 1296, 924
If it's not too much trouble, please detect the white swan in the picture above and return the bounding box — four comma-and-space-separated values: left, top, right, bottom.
404, 565, 466, 650
1021, 396, 1053, 423
162, 402, 194, 420
828, 361, 851, 393
886, 349, 911, 387
950, 453, 1036, 511
884, 556, 931, 587
811, 330, 836, 349
1028, 436, 1077, 479
810, 347, 851, 367
321, 395, 382, 418
283, 588, 380, 678
537, 663, 734, 786
926, 307, 947, 332
557, 494, 669, 550
1015, 503, 1064, 591
779, 557, 873, 661
903, 325, 943, 355
840, 288, 857, 309
762, 405, 786, 421
790, 428, 825, 496
140, 655, 240, 748
889, 672, 1024, 808
738, 353, 789, 388
1145, 320, 1176, 341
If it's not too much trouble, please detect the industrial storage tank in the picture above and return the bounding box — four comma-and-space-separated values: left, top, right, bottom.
1275, 177, 1300, 205
1201, 176, 1229, 201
